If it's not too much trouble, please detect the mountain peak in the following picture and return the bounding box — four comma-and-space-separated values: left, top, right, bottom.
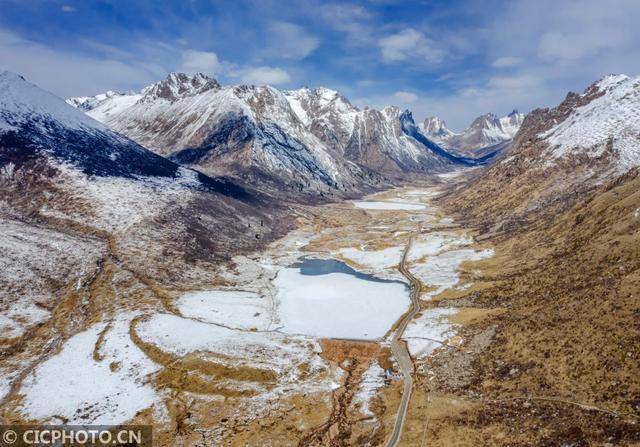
422, 116, 454, 140
470, 113, 499, 129
1, 71, 102, 134
141, 72, 221, 102
594, 74, 630, 92
0, 70, 26, 83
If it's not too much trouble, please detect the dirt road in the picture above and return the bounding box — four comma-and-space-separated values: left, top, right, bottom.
385, 233, 422, 447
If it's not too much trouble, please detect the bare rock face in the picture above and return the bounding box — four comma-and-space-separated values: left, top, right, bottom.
140, 72, 221, 102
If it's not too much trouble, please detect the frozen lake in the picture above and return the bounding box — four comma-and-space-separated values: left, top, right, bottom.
352, 201, 426, 211
275, 258, 410, 340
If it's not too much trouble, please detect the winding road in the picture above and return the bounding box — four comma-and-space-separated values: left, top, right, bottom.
385, 233, 423, 447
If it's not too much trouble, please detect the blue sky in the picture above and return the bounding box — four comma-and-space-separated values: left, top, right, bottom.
1, 0, 640, 129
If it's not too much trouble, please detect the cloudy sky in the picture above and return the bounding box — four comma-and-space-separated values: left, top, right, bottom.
1, 0, 639, 129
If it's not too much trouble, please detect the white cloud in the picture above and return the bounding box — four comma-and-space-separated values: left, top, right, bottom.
486, 74, 540, 90
317, 3, 374, 46
61, 5, 76, 12
379, 28, 445, 64
267, 22, 319, 60
412, 0, 640, 129
537, 30, 625, 62
491, 56, 521, 68
0, 28, 163, 97
235, 66, 291, 85
356, 79, 376, 88
393, 91, 418, 103
180, 49, 221, 75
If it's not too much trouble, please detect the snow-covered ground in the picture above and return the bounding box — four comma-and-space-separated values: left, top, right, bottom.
0, 219, 104, 341
136, 312, 336, 394
338, 245, 404, 271
274, 267, 409, 340
411, 248, 493, 299
176, 290, 273, 331
352, 201, 426, 211
402, 308, 458, 358
405, 231, 492, 299
18, 314, 160, 424
408, 233, 472, 263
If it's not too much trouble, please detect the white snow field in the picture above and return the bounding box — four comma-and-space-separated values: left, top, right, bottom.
352, 201, 426, 211
402, 308, 458, 358
176, 290, 273, 331
407, 233, 472, 263
406, 232, 493, 299
274, 267, 409, 340
18, 314, 160, 424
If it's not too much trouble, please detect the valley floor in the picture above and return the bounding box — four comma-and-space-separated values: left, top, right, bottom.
1, 170, 637, 446
0, 173, 498, 445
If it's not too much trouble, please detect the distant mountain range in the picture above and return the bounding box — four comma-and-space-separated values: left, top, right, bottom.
421, 110, 525, 157
67, 73, 493, 199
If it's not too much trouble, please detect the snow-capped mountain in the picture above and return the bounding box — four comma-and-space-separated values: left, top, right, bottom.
446, 74, 640, 224
542, 74, 640, 172
0, 70, 284, 258
284, 87, 466, 175
69, 74, 475, 197
69, 74, 387, 197
421, 116, 455, 141
429, 110, 525, 156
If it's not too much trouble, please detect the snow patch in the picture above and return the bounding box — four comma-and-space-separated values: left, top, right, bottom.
354, 361, 386, 416
402, 308, 458, 358
338, 246, 404, 271
410, 247, 493, 299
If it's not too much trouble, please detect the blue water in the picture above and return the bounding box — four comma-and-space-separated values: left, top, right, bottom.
291, 257, 405, 285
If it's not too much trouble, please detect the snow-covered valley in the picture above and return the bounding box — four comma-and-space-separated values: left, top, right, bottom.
0, 177, 494, 444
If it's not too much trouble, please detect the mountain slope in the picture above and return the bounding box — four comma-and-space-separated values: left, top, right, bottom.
429, 74, 640, 444
445, 74, 640, 227
0, 71, 286, 267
